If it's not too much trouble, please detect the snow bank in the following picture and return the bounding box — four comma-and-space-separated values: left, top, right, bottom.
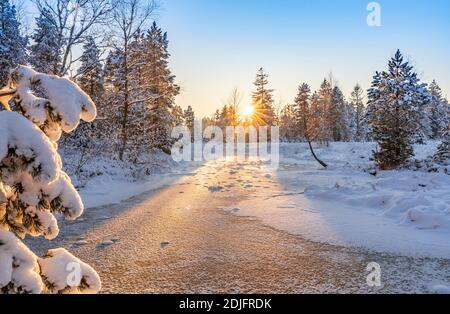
79, 171, 187, 209
223, 142, 450, 258
59, 146, 193, 209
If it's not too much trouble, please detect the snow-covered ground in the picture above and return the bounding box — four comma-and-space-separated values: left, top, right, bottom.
26, 142, 450, 293
220, 142, 450, 258
60, 148, 201, 208
62, 142, 449, 259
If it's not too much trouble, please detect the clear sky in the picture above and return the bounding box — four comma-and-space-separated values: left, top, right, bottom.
21, 0, 450, 117
156, 0, 450, 117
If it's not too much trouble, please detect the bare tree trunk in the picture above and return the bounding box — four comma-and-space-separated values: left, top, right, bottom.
308, 140, 327, 168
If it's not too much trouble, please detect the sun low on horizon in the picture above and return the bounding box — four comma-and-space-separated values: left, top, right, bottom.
242, 105, 255, 119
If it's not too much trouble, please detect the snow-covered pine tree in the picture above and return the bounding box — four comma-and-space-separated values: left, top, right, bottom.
367, 50, 430, 170
0, 0, 27, 86
29, 8, 61, 75
317, 79, 333, 143
290, 84, 327, 167
220, 105, 230, 127
212, 105, 226, 129
434, 125, 450, 164
108, 0, 156, 161
76, 37, 104, 105
279, 104, 297, 141
63, 37, 106, 177
103, 49, 125, 155
33, 0, 112, 76
213, 109, 221, 126
309, 91, 321, 141
427, 80, 448, 140
143, 22, 180, 154
345, 101, 356, 141
331, 86, 350, 141
123, 31, 152, 160
0, 66, 100, 294
183, 105, 195, 136
105, 39, 151, 160
293, 83, 311, 141
103, 22, 179, 161
225, 105, 239, 128
173, 105, 184, 127
434, 96, 450, 163
350, 84, 365, 142
252, 68, 276, 126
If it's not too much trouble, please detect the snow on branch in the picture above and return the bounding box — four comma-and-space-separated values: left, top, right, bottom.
0, 111, 83, 240
6, 66, 97, 141
0, 67, 100, 294
0, 230, 43, 294
0, 111, 60, 183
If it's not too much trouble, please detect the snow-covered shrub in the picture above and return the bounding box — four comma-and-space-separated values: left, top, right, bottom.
0, 66, 100, 294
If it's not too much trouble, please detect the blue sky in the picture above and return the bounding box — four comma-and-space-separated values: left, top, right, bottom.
156, 0, 450, 117
22, 0, 450, 117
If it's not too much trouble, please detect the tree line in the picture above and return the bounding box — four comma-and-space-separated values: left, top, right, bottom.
0, 0, 196, 165
1, 0, 448, 171
208, 52, 449, 170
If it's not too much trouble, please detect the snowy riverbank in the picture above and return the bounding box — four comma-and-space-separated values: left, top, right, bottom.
60, 148, 200, 208
220, 142, 450, 258
64, 141, 450, 258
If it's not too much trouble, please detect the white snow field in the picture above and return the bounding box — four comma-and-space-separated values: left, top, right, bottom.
68, 141, 450, 258
26, 142, 450, 293
221, 142, 450, 258
78, 162, 199, 209
59, 147, 201, 208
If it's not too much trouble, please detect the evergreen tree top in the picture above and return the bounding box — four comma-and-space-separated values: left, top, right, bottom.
387, 50, 415, 80
428, 80, 443, 99
294, 83, 311, 104
252, 67, 274, 96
